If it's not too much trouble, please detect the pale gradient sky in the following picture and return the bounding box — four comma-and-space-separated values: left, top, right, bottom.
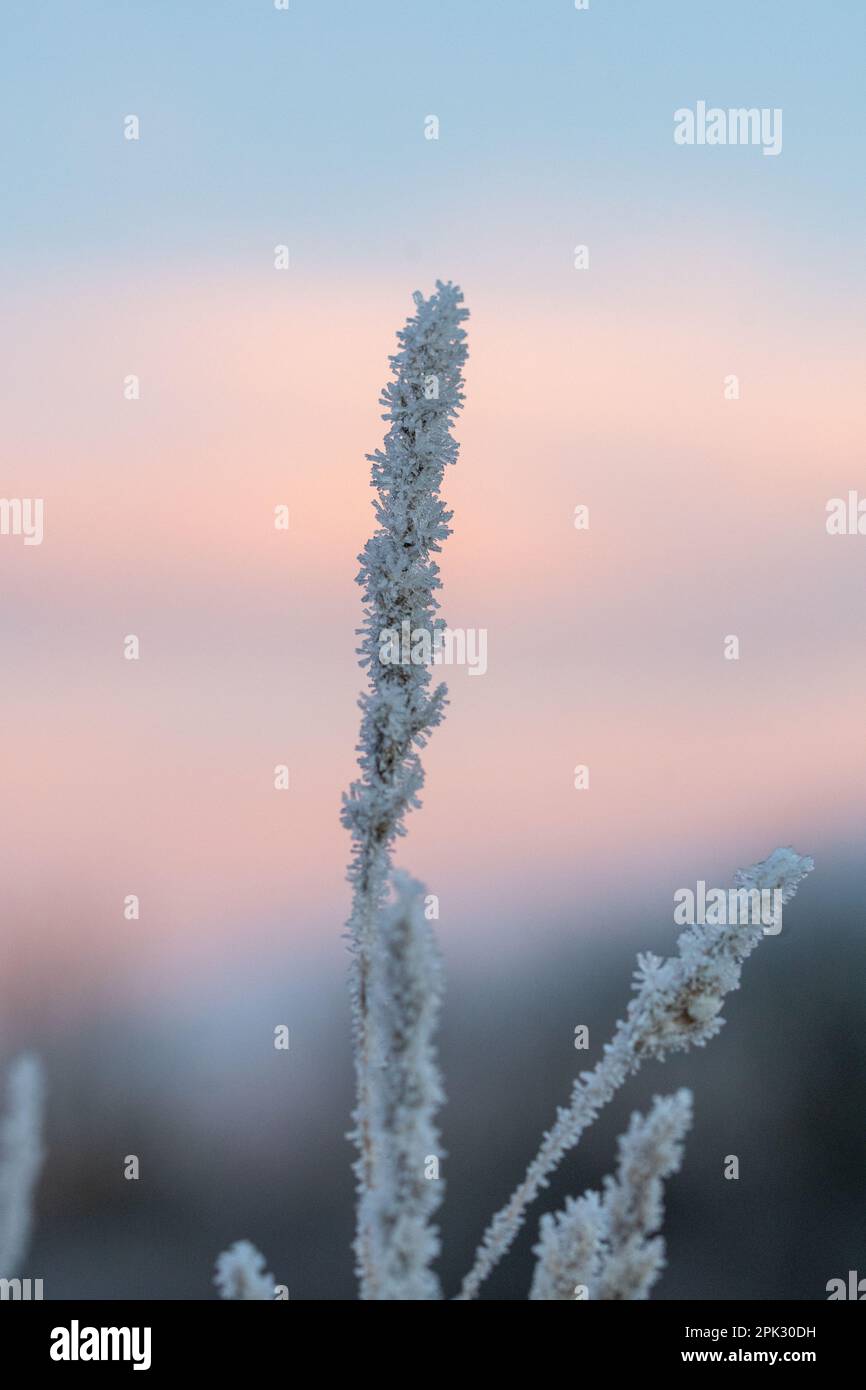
1, 1, 863, 1027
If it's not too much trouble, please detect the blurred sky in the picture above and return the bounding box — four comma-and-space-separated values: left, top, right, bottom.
1, 1, 864, 1035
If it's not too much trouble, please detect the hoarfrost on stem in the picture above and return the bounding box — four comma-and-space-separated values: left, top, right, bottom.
459, 848, 814, 1299
214, 1240, 276, 1301
530, 1090, 692, 1301
331, 283, 814, 1304
364, 871, 445, 1299
529, 1192, 606, 1301
341, 282, 468, 1297
596, 1088, 692, 1300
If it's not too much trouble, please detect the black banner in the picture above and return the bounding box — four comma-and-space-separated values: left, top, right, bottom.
0, 1299, 859, 1374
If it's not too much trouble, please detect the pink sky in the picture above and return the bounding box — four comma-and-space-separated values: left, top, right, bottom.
1, 262, 862, 1022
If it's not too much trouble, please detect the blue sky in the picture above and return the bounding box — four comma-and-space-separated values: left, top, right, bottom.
2, 0, 864, 283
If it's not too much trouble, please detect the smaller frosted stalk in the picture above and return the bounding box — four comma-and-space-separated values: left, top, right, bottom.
0, 1054, 45, 1276
214, 1240, 275, 1300
363, 872, 445, 1299
529, 1090, 692, 1301
459, 848, 814, 1299
595, 1088, 692, 1299
529, 1192, 605, 1301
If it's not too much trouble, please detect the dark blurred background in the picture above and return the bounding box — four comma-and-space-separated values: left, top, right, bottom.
20, 858, 864, 1301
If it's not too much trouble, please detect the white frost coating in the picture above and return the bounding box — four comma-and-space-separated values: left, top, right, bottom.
365, 872, 445, 1300
530, 1091, 692, 1301
214, 1240, 275, 1300
529, 1192, 605, 1301
0, 1054, 45, 1276
595, 1088, 693, 1300
341, 282, 468, 1298
459, 848, 814, 1299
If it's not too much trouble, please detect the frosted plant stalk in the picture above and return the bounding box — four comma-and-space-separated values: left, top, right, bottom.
0, 1054, 45, 1276
529, 1192, 605, 1301
214, 1240, 276, 1300
595, 1088, 692, 1299
459, 848, 814, 1299
364, 872, 445, 1299
341, 282, 468, 1297
529, 1090, 692, 1301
